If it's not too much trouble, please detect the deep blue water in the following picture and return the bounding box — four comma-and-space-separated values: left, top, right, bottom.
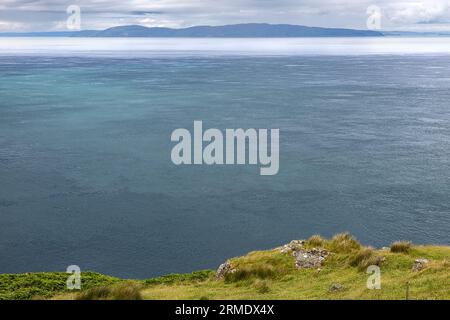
1, 55, 449, 278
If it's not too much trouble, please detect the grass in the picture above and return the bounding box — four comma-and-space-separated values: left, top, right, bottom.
390, 241, 412, 254
328, 232, 362, 253
0, 272, 120, 300
254, 280, 271, 294
143, 270, 213, 285
1, 234, 449, 300
306, 235, 325, 247
350, 247, 385, 271
76, 282, 143, 300
136, 243, 450, 300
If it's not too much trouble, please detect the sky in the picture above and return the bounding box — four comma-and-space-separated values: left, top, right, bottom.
1, 0, 450, 32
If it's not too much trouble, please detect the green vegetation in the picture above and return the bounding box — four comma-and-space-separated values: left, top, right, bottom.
143, 270, 213, 286
350, 247, 384, 271
327, 232, 362, 253
76, 282, 143, 300
390, 241, 412, 254
224, 250, 294, 284
306, 235, 325, 247
0, 272, 120, 300
1, 235, 449, 300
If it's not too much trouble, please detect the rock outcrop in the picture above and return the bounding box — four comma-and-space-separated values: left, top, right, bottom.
215, 261, 235, 280
294, 248, 329, 269
412, 259, 429, 272
279, 240, 305, 254
279, 240, 330, 269
329, 283, 343, 292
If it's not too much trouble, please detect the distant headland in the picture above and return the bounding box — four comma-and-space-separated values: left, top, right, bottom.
0, 23, 384, 37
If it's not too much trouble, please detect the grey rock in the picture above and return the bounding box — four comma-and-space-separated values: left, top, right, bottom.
329, 283, 343, 292
294, 248, 329, 269
279, 240, 305, 254
412, 259, 429, 272
215, 261, 234, 280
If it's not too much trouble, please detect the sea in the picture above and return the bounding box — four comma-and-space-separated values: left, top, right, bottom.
0, 37, 449, 278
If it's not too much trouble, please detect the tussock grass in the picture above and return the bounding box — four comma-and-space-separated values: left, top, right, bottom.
328, 233, 361, 253
225, 265, 276, 283
390, 241, 412, 254
306, 235, 325, 247
224, 250, 295, 283
76, 282, 142, 300
350, 247, 374, 267
144, 270, 213, 286
350, 247, 384, 270
254, 280, 271, 294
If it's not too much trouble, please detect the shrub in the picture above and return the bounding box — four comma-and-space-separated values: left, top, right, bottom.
307, 235, 325, 247
390, 241, 412, 254
76, 282, 142, 300
329, 233, 361, 253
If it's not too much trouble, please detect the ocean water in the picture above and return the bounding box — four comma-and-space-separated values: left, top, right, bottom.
0, 38, 449, 278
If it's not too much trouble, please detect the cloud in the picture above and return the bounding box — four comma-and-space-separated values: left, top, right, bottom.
386, 0, 450, 24
1, 0, 450, 32
0, 20, 24, 31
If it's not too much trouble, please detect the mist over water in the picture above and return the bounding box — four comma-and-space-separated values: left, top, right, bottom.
0, 39, 449, 278
2, 37, 450, 56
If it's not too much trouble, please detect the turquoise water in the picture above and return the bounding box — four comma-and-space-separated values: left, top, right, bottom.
1, 54, 449, 278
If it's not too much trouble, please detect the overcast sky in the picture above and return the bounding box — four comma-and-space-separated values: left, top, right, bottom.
1, 0, 450, 32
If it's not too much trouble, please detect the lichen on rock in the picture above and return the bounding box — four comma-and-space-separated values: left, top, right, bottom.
412, 259, 429, 272
215, 261, 235, 280
294, 248, 329, 269
279, 240, 305, 254
329, 283, 343, 292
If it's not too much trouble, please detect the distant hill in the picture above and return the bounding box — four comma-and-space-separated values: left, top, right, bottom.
0, 23, 383, 37
0, 30, 98, 37
382, 31, 450, 37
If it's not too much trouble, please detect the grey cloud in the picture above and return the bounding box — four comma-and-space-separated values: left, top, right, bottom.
0, 0, 450, 32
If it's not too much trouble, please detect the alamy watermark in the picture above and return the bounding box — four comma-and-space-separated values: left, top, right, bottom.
366, 5, 382, 30
66, 265, 81, 290
66, 5, 81, 30
171, 121, 279, 175
366, 265, 381, 290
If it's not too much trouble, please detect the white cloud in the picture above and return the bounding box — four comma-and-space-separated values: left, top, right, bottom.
386, 0, 450, 24
1, 0, 450, 32
0, 20, 24, 31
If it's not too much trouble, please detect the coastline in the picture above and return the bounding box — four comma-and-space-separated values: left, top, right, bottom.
1, 234, 449, 300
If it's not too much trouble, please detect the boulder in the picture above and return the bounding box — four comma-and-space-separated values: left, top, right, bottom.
412, 259, 429, 272
329, 283, 343, 292
279, 240, 305, 254
294, 248, 329, 269
215, 261, 234, 280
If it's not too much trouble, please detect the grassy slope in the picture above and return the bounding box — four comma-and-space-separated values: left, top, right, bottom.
138, 245, 450, 300
1, 236, 449, 300
0, 272, 120, 300
143, 247, 450, 299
